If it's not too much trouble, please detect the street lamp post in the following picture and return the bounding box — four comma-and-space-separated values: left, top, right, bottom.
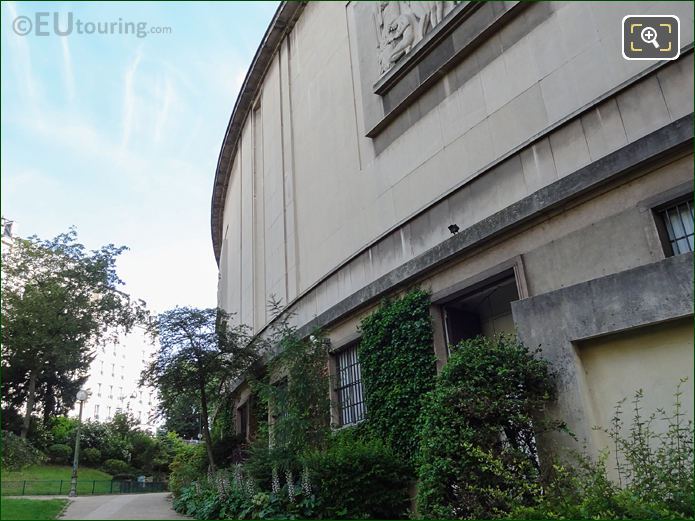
68, 389, 88, 497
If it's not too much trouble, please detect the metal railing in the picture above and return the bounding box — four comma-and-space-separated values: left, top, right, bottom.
0, 480, 168, 496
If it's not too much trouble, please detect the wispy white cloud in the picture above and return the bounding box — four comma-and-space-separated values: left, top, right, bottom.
4, 2, 39, 112
60, 36, 75, 101
121, 48, 142, 149
153, 77, 175, 145
9, 104, 218, 309
2, 2, 276, 313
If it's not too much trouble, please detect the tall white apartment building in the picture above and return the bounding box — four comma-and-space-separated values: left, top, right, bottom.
1, 217, 15, 254
74, 326, 160, 433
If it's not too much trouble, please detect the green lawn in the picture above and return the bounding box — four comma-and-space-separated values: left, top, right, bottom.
0, 498, 68, 520
1, 465, 113, 496
2, 465, 112, 481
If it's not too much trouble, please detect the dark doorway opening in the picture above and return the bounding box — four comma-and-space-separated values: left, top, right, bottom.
442, 270, 520, 350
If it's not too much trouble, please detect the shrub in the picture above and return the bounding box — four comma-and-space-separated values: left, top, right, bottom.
302, 430, 411, 519
416, 335, 556, 519
47, 443, 73, 465
80, 421, 122, 460
102, 458, 130, 475
169, 442, 208, 496
49, 417, 78, 446
2, 431, 46, 470
604, 383, 693, 516
129, 430, 158, 475
151, 432, 187, 479
244, 443, 299, 492
174, 483, 223, 519
81, 447, 102, 466
111, 473, 136, 481
510, 381, 694, 520
47, 417, 132, 462
80, 417, 136, 462
170, 430, 410, 520
359, 289, 437, 465
173, 467, 318, 520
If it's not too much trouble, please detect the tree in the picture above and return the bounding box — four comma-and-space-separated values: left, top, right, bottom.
1, 229, 147, 439
141, 307, 260, 471
156, 385, 202, 440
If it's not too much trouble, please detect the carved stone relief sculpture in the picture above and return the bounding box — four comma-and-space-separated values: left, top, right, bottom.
374, 1, 458, 76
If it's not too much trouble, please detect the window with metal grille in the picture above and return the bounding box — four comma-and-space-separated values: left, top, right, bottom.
659, 199, 694, 255
335, 344, 365, 426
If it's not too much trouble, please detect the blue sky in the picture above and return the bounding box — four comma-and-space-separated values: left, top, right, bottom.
1, 1, 278, 312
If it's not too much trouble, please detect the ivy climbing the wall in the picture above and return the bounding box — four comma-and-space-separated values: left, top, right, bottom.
359, 289, 438, 465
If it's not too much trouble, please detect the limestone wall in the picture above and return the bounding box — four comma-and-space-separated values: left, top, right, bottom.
216, 1, 694, 337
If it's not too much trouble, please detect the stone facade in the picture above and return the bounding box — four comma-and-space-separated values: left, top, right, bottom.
212, 1, 694, 455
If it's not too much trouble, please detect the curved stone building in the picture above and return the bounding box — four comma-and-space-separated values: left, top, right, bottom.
212, 1, 694, 455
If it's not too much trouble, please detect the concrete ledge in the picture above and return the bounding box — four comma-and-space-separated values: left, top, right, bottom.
291, 115, 692, 339
512, 252, 694, 350
511, 252, 693, 452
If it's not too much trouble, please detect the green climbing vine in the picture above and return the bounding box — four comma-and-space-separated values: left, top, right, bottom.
358, 288, 437, 465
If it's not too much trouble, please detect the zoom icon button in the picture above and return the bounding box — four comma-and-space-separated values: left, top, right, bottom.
623, 15, 680, 60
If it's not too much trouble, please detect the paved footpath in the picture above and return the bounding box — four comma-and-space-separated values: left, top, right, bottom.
59, 492, 188, 520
